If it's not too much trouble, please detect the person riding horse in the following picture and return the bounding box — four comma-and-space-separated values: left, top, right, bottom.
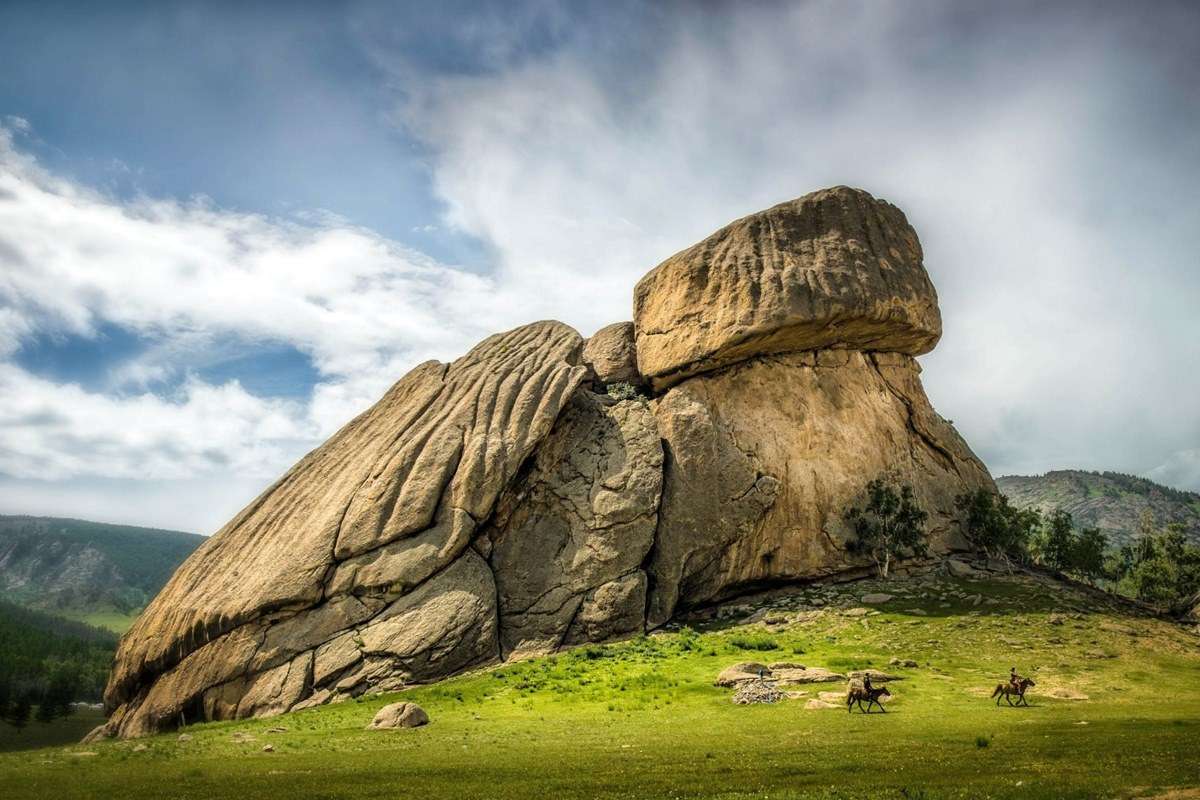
1009, 667, 1021, 693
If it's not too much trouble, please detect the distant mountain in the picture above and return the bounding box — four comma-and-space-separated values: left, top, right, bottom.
0, 516, 205, 620
997, 470, 1200, 548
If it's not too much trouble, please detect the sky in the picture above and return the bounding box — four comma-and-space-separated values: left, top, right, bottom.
0, 0, 1197, 533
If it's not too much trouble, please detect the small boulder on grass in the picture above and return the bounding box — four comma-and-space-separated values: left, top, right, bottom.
366, 701, 430, 730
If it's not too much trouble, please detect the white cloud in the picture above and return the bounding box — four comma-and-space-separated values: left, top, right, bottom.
0, 121, 530, 500
0, 364, 312, 481
385, 1, 1200, 488
2, 1, 1198, 537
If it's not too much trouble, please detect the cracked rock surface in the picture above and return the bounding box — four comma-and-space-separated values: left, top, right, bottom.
93, 187, 996, 739
633, 186, 942, 390
482, 389, 663, 657
647, 349, 992, 622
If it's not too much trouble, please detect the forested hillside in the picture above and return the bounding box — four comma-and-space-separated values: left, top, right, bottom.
0, 516, 204, 618
0, 599, 117, 726
997, 470, 1200, 548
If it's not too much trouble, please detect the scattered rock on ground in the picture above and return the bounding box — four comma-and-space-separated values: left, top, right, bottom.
774, 667, 846, 684
861, 593, 894, 604
732, 680, 784, 705
946, 559, 977, 578
366, 701, 430, 730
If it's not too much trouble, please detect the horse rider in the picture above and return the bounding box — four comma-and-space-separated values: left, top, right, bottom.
863, 672, 874, 694
1009, 666, 1021, 693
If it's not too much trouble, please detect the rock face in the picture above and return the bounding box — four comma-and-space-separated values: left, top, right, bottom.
94, 186, 995, 739
582, 322, 643, 387
482, 390, 662, 657
633, 186, 941, 390
646, 349, 990, 624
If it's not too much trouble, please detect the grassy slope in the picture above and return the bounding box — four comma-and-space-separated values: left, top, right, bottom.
3, 572, 1198, 800
0, 708, 105, 752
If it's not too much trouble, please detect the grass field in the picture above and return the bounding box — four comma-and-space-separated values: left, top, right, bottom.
56, 608, 142, 634
0, 708, 106, 752
2, 571, 1198, 799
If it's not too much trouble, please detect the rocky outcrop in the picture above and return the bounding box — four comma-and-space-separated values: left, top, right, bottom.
366, 701, 428, 729
93, 321, 586, 740
94, 186, 996, 739
633, 186, 941, 390
582, 322, 643, 388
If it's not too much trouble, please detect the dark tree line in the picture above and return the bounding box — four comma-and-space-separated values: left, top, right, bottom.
0, 601, 116, 730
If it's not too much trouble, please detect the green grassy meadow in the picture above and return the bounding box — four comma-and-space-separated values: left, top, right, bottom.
3, 572, 1198, 799
56, 608, 142, 635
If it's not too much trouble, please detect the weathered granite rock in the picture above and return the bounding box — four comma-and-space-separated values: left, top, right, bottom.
482, 390, 662, 657
366, 701, 429, 730
715, 662, 772, 687
646, 349, 992, 623
92, 187, 999, 740
774, 667, 848, 684
634, 186, 941, 390
94, 321, 586, 740
582, 322, 643, 387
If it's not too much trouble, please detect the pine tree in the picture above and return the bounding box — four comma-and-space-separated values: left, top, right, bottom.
8, 694, 32, 732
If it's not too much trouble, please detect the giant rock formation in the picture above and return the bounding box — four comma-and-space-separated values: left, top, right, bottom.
92, 186, 994, 739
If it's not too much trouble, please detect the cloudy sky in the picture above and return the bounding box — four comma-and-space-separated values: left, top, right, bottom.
0, 0, 1197, 533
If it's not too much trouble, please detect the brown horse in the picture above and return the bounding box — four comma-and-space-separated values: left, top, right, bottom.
847, 685, 891, 713
991, 677, 1035, 706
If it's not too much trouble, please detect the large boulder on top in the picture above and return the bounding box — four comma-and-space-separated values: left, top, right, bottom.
90, 187, 998, 740
633, 186, 941, 390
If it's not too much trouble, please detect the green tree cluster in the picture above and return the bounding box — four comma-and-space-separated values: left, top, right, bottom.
954, 489, 1041, 560
954, 490, 1108, 583
0, 601, 116, 730
1107, 514, 1200, 612
845, 477, 929, 578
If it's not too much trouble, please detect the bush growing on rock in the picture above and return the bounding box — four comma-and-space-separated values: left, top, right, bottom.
604, 382, 643, 401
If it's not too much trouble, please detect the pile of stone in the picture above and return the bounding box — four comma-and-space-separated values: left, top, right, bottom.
732, 679, 785, 705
